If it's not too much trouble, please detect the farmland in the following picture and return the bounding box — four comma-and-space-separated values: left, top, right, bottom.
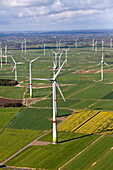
58, 110, 113, 135
1, 31, 113, 169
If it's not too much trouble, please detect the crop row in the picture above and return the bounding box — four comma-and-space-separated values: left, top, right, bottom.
58, 110, 99, 132
58, 110, 113, 135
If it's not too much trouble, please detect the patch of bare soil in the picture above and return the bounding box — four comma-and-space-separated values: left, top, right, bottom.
104, 70, 113, 73
48, 117, 66, 121
0, 97, 22, 107
73, 69, 98, 74
30, 141, 51, 146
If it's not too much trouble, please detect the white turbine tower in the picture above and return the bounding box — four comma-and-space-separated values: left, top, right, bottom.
52, 50, 59, 66
56, 41, 59, 50
65, 48, 70, 64
11, 56, 24, 81
21, 42, 24, 53
110, 38, 112, 48
0, 48, 2, 69
43, 43, 46, 55
58, 41, 62, 52
75, 38, 78, 48
96, 53, 109, 81
92, 38, 95, 50
102, 40, 104, 51
32, 59, 66, 144
24, 38, 26, 55
58, 52, 63, 68
4, 44, 9, 64
22, 55, 40, 98
95, 40, 98, 52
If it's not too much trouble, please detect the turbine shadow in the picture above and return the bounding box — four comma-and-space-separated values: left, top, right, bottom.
58, 133, 93, 144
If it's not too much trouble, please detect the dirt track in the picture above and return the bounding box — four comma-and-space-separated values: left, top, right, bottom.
0, 97, 22, 107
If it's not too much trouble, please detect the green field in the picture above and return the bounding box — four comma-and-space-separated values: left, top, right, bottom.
0, 129, 42, 162
65, 136, 113, 170
6, 132, 98, 169
8, 108, 72, 130
0, 108, 20, 133
1, 37, 113, 169
0, 86, 25, 99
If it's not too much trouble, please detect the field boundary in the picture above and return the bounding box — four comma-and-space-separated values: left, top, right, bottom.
0, 130, 52, 166
58, 135, 104, 170
89, 146, 113, 169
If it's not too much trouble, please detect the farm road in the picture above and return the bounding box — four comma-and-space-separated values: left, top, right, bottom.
0, 130, 52, 166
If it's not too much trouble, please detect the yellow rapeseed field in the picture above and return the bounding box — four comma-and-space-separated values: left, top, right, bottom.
58, 110, 113, 135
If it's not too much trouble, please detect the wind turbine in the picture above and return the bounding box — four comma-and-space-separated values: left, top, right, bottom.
96, 52, 109, 81
32, 59, 66, 144
95, 40, 98, 52
42, 43, 46, 55
22, 55, 40, 98
75, 38, 78, 48
11, 56, 24, 81
102, 40, 104, 51
24, 38, 26, 55
52, 50, 59, 66
65, 48, 70, 64
21, 42, 24, 53
56, 41, 59, 50
0, 48, 2, 69
58, 52, 63, 68
110, 38, 112, 48
4, 44, 10, 64
92, 38, 95, 50
58, 41, 62, 52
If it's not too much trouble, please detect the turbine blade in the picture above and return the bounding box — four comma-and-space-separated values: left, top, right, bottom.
31, 56, 41, 63
55, 81, 65, 101
52, 54, 56, 68
96, 62, 101, 66
54, 59, 66, 79
17, 62, 24, 64
32, 78, 51, 81
52, 50, 56, 54
12, 66, 15, 72
11, 56, 16, 64
21, 55, 30, 62
104, 62, 110, 67
66, 48, 70, 51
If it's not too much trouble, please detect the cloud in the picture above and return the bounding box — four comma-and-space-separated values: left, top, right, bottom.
0, 0, 113, 31
0, 0, 53, 7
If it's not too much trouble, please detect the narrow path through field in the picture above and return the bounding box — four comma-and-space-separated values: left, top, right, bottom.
89, 146, 113, 169
0, 130, 52, 166
68, 84, 95, 98
58, 135, 104, 170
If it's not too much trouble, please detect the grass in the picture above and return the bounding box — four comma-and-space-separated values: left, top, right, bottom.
71, 84, 113, 99
91, 148, 113, 170
25, 87, 51, 98
0, 86, 25, 99
32, 98, 81, 108
65, 136, 113, 170
6, 132, 98, 169
0, 108, 21, 133
8, 108, 72, 130
89, 100, 113, 111
71, 99, 97, 109
0, 129, 42, 162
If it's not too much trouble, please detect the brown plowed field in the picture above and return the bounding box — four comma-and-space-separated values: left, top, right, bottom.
0, 97, 22, 107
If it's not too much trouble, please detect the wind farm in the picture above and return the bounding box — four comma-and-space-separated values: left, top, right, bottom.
1, 30, 113, 170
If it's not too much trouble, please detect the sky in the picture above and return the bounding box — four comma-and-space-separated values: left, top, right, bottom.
0, 0, 113, 31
